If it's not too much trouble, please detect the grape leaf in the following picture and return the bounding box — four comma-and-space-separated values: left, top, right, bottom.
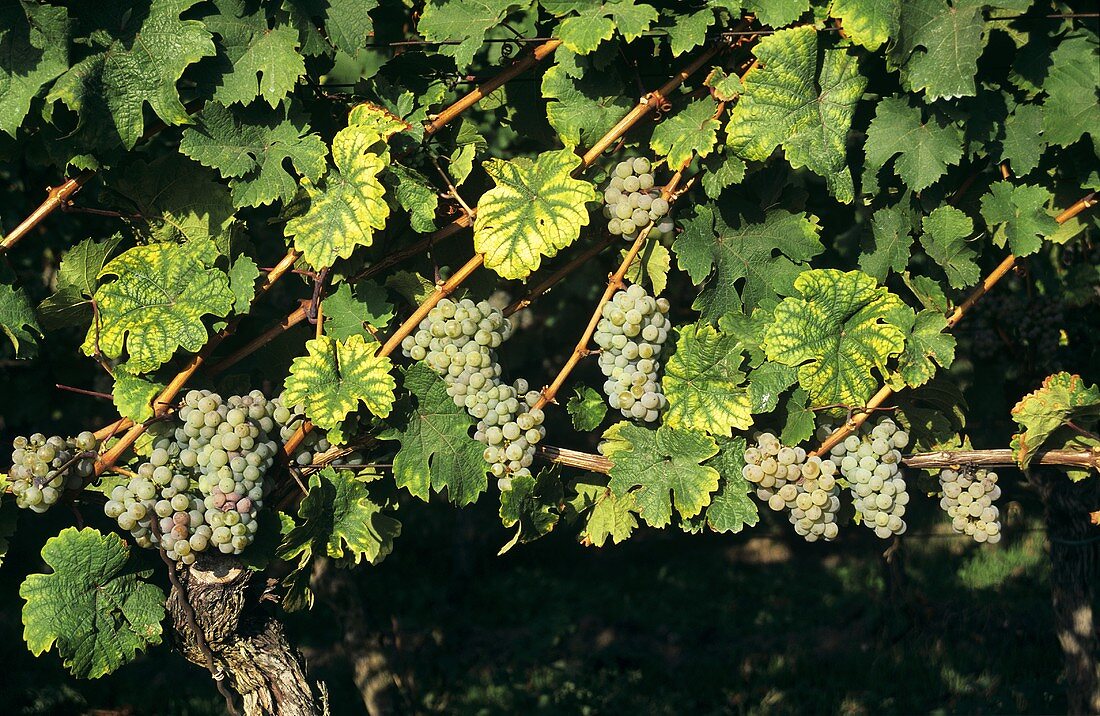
38, 235, 124, 330
858, 206, 914, 281
780, 387, 816, 444
201, 0, 305, 107
0, 2, 69, 137
1000, 103, 1044, 175
321, 281, 394, 342
919, 206, 980, 289
285, 110, 398, 269
623, 241, 671, 295
979, 181, 1059, 257
605, 422, 720, 527
546, 0, 658, 54
473, 148, 597, 280
704, 67, 743, 101
888, 0, 983, 100
662, 314, 751, 436
650, 97, 721, 169
726, 26, 867, 203
385, 164, 439, 233
227, 254, 260, 314
45, 0, 215, 149
1042, 32, 1100, 148
378, 364, 487, 506
179, 102, 326, 208
674, 205, 823, 322
418, 0, 527, 67
888, 308, 956, 389
0, 278, 41, 358
663, 9, 716, 55
282, 334, 396, 429
567, 385, 607, 432
112, 369, 165, 423
746, 361, 799, 414
322, 0, 379, 55
542, 58, 632, 149
1011, 372, 1100, 469
20, 528, 164, 679
741, 0, 811, 27
82, 239, 233, 373
829, 0, 900, 49
499, 471, 563, 553
864, 96, 963, 192
765, 269, 907, 406
700, 150, 746, 199
696, 436, 757, 534
566, 476, 639, 546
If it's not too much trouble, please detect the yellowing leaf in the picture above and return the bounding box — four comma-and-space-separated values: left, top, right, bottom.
473, 148, 597, 280
1011, 372, 1100, 469
283, 334, 396, 429
662, 315, 752, 436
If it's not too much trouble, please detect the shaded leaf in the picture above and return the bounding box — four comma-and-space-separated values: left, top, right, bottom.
919, 206, 979, 289
567, 385, 607, 432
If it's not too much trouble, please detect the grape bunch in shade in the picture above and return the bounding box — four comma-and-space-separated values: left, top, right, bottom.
7, 432, 99, 512
601, 158, 675, 242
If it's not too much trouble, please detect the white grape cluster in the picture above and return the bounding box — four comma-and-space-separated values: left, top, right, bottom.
601, 158, 674, 242
826, 417, 910, 539
742, 432, 841, 541
271, 397, 340, 466
401, 297, 546, 490
938, 467, 1002, 543
7, 432, 98, 512
593, 284, 670, 422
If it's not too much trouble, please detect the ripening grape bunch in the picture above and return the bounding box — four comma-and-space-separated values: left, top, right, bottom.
601, 157, 675, 242
7, 431, 99, 512
938, 467, 1002, 543
401, 297, 545, 490
742, 432, 842, 541
594, 284, 670, 422
826, 417, 910, 539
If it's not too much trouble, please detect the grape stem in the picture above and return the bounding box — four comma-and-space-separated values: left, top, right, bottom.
810, 190, 1098, 458
532, 164, 690, 412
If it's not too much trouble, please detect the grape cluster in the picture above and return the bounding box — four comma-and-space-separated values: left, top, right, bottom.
742, 432, 842, 541
969, 292, 1064, 361
826, 417, 910, 539
7, 432, 98, 512
601, 158, 674, 242
593, 284, 670, 422
938, 467, 1002, 543
401, 297, 545, 490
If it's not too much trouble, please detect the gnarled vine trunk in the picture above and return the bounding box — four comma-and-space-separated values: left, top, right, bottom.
1036, 470, 1100, 715
167, 554, 329, 716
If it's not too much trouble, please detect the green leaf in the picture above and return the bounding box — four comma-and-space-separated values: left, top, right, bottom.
765, 269, 907, 406
746, 361, 800, 414
1000, 103, 1045, 175
418, 0, 527, 67
567, 385, 608, 432
662, 314, 751, 436
889, 308, 955, 389
605, 422, 720, 527
1010, 372, 1100, 469
45, 0, 215, 149
473, 148, 597, 280
112, 369, 165, 423
566, 476, 639, 546
864, 96, 963, 192
82, 240, 234, 373
322, 0, 380, 55
700, 150, 746, 199
697, 436, 758, 534
664, 9, 716, 55
979, 181, 1059, 257
321, 281, 394, 342
703, 67, 743, 101
0, 278, 41, 358
179, 102, 327, 208
285, 111, 397, 269
726, 26, 867, 203
227, 254, 260, 315
742, 0, 811, 27
499, 471, 563, 553
829, 0, 900, 49
548, 0, 658, 54
674, 205, 823, 322
20, 527, 164, 679
283, 334, 396, 429
1042, 32, 1100, 148
889, 0, 982, 100
858, 206, 914, 281
0, 2, 69, 137
919, 206, 979, 289
385, 164, 439, 233
202, 0, 305, 107
39, 236, 123, 330
650, 98, 721, 169
623, 241, 671, 295
780, 387, 816, 444
378, 364, 487, 506
542, 57, 633, 149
